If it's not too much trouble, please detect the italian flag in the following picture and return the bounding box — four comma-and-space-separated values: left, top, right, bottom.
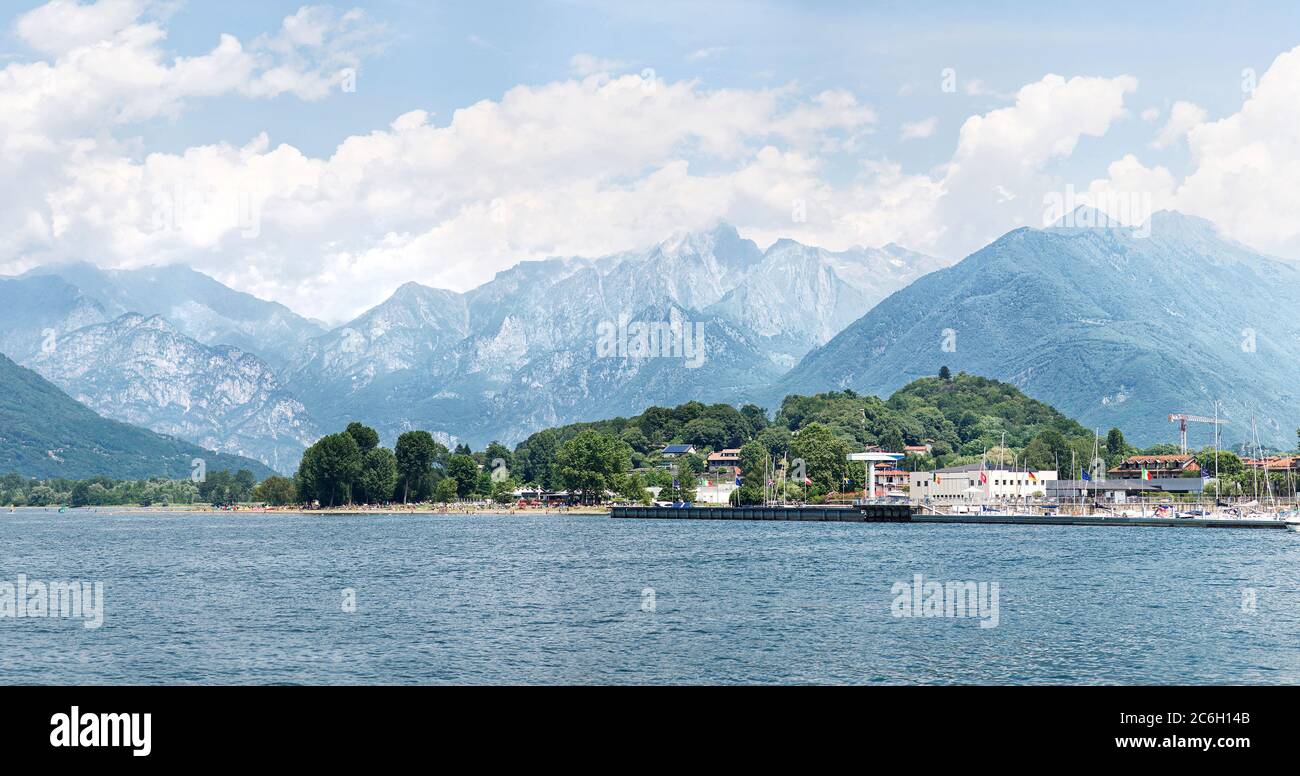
1141, 467, 1152, 481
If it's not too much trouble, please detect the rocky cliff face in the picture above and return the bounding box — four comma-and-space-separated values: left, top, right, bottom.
285, 224, 941, 446
26, 313, 319, 472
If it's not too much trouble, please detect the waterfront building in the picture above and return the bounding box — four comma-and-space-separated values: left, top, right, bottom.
1108, 454, 1200, 479
908, 463, 1057, 505
1045, 478, 1204, 502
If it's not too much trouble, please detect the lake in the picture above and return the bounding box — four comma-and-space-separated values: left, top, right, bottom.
1, 509, 1296, 684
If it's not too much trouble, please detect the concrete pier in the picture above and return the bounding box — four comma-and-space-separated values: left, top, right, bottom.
610, 505, 1291, 529
611, 504, 912, 522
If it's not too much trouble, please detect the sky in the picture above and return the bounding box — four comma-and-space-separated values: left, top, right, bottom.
3, 0, 1300, 323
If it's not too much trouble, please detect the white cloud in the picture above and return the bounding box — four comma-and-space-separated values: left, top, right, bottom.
0, 2, 1164, 324
1140, 106, 1161, 122
1174, 46, 1300, 253
1084, 44, 1300, 257
900, 116, 937, 140
14, 0, 147, 56
929, 73, 1139, 256
1152, 100, 1206, 149
568, 53, 626, 76
686, 46, 725, 62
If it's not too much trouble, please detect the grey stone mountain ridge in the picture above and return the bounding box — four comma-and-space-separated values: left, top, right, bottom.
24, 312, 319, 472
281, 222, 944, 448
4, 211, 1291, 466
1, 224, 939, 461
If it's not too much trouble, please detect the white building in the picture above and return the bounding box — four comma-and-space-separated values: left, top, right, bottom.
908, 464, 1058, 505
695, 478, 738, 504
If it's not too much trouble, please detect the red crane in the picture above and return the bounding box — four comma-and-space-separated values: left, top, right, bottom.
1168, 413, 1228, 454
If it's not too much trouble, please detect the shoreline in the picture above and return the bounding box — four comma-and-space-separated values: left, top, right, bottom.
5, 504, 613, 516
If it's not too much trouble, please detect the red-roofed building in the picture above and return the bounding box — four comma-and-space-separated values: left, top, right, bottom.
1109, 454, 1200, 479
706, 448, 741, 474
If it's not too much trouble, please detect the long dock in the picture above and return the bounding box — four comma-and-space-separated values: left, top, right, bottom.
612, 505, 913, 522
610, 505, 1291, 529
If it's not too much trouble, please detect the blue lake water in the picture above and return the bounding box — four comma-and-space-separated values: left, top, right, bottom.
1, 509, 1296, 684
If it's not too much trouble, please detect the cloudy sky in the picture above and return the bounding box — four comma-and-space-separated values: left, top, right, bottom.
3, 0, 1300, 323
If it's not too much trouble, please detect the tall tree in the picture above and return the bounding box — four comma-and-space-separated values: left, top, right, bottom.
555, 430, 632, 504
394, 431, 437, 503
345, 422, 380, 453
357, 447, 398, 504
446, 454, 480, 497
1105, 427, 1127, 460
252, 475, 297, 506
295, 434, 362, 506
788, 423, 850, 495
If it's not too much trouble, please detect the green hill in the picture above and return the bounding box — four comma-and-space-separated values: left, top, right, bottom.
0, 353, 274, 479
512, 372, 1103, 483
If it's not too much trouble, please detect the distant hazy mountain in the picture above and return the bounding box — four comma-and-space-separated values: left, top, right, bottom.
0, 274, 110, 361
775, 210, 1300, 447
287, 224, 941, 446
707, 240, 947, 369
27, 314, 318, 472
0, 353, 273, 480
16, 262, 324, 368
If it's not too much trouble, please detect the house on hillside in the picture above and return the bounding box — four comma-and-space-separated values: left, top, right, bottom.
706, 448, 741, 474
660, 444, 696, 458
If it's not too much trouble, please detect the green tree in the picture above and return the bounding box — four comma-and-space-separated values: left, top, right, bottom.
788, 423, 850, 495
297, 433, 362, 506
345, 422, 380, 453
879, 426, 906, 452
1105, 427, 1127, 461
233, 469, 256, 502
555, 430, 632, 503
252, 475, 297, 506
619, 427, 652, 454
939, 365, 951, 380
735, 440, 768, 505
434, 477, 458, 503
474, 469, 494, 497
1196, 447, 1243, 478
357, 447, 398, 504
756, 426, 792, 457
616, 472, 650, 503
446, 454, 480, 497
739, 404, 768, 436
1022, 429, 1072, 476
483, 441, 513, 471
394, 430, 438, 503
681, 416, 729, 449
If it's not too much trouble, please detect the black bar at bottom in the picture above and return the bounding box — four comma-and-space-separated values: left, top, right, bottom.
0, 685, 1289, 764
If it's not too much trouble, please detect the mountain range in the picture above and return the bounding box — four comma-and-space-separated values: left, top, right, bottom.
3, 210, 1297, 477
2, 225, 940, 469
